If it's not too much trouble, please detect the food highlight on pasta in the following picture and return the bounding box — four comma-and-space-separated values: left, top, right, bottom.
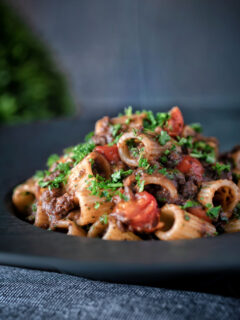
12, 106, 240, 241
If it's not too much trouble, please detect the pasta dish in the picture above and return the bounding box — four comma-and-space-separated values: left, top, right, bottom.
12, 106, 240, 241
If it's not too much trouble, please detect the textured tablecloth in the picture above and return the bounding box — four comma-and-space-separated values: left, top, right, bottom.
0, 265, 239, 320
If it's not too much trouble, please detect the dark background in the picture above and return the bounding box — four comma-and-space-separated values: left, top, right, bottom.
8, 0, 240, 117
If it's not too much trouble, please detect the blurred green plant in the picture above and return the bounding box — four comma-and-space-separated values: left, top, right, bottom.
0, 1, 74, 124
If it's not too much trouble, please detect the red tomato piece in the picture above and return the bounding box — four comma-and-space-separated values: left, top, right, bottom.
95, 145, 120, 163
166, 106, 184, 137
177, 155, 204, 180
113, 191, 160, 233
187, 206, 211, 223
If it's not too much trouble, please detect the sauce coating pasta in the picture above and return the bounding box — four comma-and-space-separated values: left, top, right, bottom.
12, 106, 240, 241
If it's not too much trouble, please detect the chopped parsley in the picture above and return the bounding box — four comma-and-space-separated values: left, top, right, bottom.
184, 213, 191, 221
32, 203, 37, 212
160, 155, 168, 164
146, 164, 158, 174
138, 156, 150, 169
87, 174, 124, 201
205, 203, 221, 219
100, 214, 108, 225
63, 146, 74, 154
189, 123, 202, 133
158, 131, 171, 146
177, 136, 193, 148
136, 174, 145, 192
34, 170, 46, 180
47, 154, 60, 168
212, 162, 231, 176
88, 158, 94, 164
190, 141, 216, 164
158, 168, 173, 179
94, 202, 100, 209
39, 162, 72, 190
72, 142, 95, 164
132, 128, 137, 136
84, 131, 94, 142
181, 200, 199, 209
143, 110, 170, 131
111, 169, 133, 183
126, 139, 141, 157
111, 124, 121, 137
125, 106, 133, 116
108, 132, 123, 146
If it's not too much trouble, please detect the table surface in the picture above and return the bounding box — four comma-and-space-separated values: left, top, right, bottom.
0, 265, 239, 320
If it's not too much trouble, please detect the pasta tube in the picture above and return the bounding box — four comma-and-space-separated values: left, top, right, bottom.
224, 219, 240, 233
117, 132, 167, 167
198, 180, 239, 212
12, 178, 36, 212
155, 204, 216, 240
76, 189, 113, 225
103, 218, 141, 241
54, 219, 86, 236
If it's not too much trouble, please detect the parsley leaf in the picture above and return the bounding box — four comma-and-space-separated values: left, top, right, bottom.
138, 156, 150, 169
206, 204, 221, 219
47, 154, 60, 168
125, 106, 133, 116
111, 169, 133, 183
136, 174, 145, 192
158, 131, 171, 146
177, 136, 193, 148
184, 213, 191, 221
94, 202, 100, 209
111, 124, 121, 137
182, 200, 199, 209
143, 110, 170, 131
212, 162, 231, 176
190, 141, 216, 164
158, 168, 173, 179
72, 142, 95, 164
100, 214, 108, 225
189, 123, 202, 133
84, 131, 94, 142
34, 170, 46, 180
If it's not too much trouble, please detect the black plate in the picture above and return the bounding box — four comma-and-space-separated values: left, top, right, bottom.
1, 108, 240, 296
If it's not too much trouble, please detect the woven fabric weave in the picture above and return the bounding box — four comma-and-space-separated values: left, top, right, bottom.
0, 265, 239, 320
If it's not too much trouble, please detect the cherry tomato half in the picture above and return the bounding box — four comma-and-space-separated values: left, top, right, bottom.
187, 206, 211, 223
113, 191, 160, 233
95, 145, 120, 163
177, 155, 204, 180
166, 106, 184, 137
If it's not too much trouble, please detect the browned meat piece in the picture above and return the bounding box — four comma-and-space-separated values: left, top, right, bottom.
180, 179, 198, 199
41, 189, 75, 220
165, 151, 182, 168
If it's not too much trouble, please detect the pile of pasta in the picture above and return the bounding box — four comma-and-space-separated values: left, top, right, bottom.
13, 106, 240, 241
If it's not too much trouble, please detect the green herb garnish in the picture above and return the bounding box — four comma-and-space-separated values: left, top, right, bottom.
182, 200, 199, 209
212, 162, 231, 176
47, 154, 60, 168
136, 174, 145, 192
111, 169, 133, 183
72, 142, 95, 164
189, 123, 202, 133
206, 204, 221, 219
158, 131, 171, 146
100, 214, 108, 225
85, 131, 94, 142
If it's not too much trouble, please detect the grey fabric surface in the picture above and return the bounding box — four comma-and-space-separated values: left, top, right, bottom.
0, 266, 239, 320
